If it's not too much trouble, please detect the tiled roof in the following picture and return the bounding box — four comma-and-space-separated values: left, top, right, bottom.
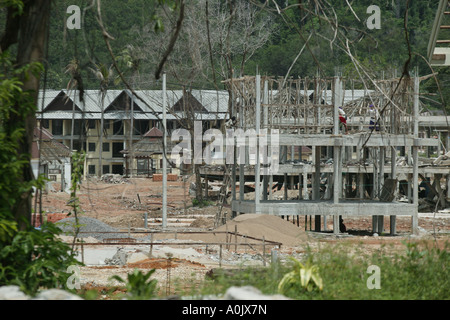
32, 127, 71, 162
37, 88, 372, 120
37, 89, 230, 119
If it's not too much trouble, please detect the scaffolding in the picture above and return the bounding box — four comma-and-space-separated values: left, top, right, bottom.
217, 74, 447, 235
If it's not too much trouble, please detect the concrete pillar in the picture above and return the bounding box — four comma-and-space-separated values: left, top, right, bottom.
358, 173, 364, 199
64, 162, 72, 194
412, 76, 419, 235
255, 74, 261, 213
333, 145, 340, 234
314, 146, 321, 231
303, 167, 309, 200
412, 146, 419, 234
378, 147, 385, 232
390, 146, 397, 235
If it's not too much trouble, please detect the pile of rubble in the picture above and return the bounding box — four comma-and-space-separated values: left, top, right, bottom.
100, 174, 129, 184
56, 216, 132, 241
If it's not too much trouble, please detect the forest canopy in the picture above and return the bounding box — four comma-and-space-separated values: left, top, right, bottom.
1, 0, 448, 110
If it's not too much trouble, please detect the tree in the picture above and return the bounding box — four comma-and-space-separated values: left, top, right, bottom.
128, 0, 275, 201
0, 1, 81, 296
0, 0, 51, 229
89, 62, 115, 177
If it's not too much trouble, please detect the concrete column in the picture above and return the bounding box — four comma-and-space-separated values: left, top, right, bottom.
255, 74, 261, 213
357, 173, 363, 199
390, 146, 397, 235
412, 76, 419, 235
378, 147, 385, 233
412, 146, 419, 234
303, 167, 309, 200
333, 145, 340, 234
314, 146, 321, 231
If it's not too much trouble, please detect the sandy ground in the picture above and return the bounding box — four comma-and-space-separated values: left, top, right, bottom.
37, 176, 450, 298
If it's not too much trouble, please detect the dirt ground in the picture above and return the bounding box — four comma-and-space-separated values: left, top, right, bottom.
37, 176, 450, 298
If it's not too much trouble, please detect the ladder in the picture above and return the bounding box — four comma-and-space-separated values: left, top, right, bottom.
428, 0, 450, 66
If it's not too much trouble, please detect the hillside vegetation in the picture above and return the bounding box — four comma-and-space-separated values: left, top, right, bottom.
18, 0, 450, 111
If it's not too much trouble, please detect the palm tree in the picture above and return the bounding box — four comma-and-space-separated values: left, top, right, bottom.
89, 63, 115, 177
117, 44, 143, 177
65, 58, 84, 151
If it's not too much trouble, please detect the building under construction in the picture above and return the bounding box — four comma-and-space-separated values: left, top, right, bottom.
205, 74, 449, 235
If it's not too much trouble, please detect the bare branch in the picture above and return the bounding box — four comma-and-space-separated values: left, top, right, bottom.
155, 0, 185, 80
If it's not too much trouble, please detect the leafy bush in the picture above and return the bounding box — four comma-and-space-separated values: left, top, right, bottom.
110, 269, 158, 300
192, 198, 213, 208
0, 223, 81, 296
278, 257, 323, 294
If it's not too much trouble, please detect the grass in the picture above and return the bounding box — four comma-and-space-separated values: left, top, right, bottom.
184, 241, 449, 300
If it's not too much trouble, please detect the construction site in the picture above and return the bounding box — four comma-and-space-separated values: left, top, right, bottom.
33, 72, 450, 297
26, 0, 450, 299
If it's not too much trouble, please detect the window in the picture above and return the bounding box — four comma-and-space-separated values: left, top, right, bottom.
137, 159, 149, 175
112, 165, 123, 175
88, 142, 96, 152
73, 120, 84, 136
103, 120, 110, 130
72, 140, 81, 151
113, 120, 123, 135
102, 165, 110, 174
112, 142, 123, 158
133, 120, 150, 135
103, 142, 110, 152
42, 119, 49, 129
88, 165, 96, 175
88, 119, 96, 129
52, 119, 63, 135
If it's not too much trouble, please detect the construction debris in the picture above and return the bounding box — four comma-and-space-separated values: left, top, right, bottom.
100, 174, 130, 184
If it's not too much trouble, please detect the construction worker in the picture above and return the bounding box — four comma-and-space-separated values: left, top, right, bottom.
369, 104, 380, 131
339, 107, 348, 134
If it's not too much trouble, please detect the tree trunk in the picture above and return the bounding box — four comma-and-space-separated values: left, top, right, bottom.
11, 1, 51, 229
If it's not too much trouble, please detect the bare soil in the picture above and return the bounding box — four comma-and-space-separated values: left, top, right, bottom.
37, 176, 450, 297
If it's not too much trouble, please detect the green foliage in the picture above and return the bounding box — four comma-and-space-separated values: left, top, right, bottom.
0, 45, 80, 296
191, 198, 213, 208
110, 269, 158, 300
278, 256, 323, 294
0, 223, 81, 296
0, 51, 45, 219
194, 242, 449, 300
252, 1, 438, 78
64, 150, 86, 252
0, 219, 17, 243
0, 0, 24, 14
44, 0, 180, 90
